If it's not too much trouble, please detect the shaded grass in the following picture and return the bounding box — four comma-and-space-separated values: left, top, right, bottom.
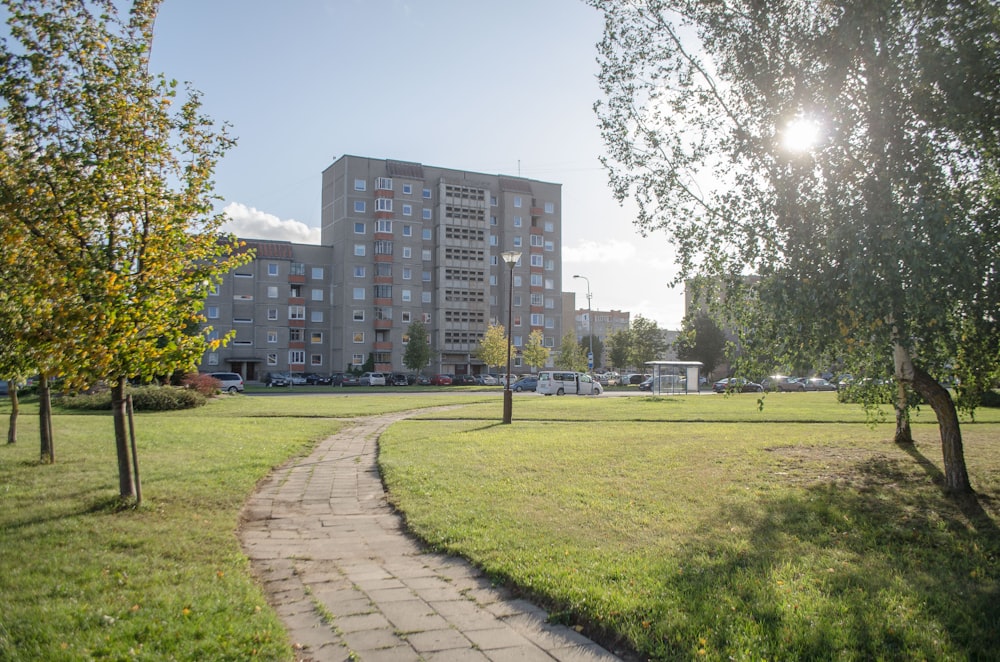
0, 393, 479, 661
380, 394, 1000, 661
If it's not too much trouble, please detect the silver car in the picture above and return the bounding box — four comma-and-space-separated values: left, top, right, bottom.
359, 372, 386, 386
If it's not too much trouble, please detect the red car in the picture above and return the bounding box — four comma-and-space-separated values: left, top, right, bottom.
429, 374, 453, 385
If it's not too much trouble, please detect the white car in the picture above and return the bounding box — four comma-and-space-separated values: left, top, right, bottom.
208, 372, 244, 393
359, 372, 386, 386
536, 371, 603, 396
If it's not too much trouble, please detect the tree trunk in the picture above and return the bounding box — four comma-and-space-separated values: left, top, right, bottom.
38, 378, 53, 463
894, 342, 972, 494
111, 377, 136, 500
893, 380, 913, 445
7, 387, 18, 444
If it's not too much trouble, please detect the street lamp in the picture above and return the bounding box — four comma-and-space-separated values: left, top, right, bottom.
573, 274, 593, 377
501, 250, 521, 424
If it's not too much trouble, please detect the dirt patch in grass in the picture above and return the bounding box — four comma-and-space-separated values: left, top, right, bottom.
764, 445, 917, 491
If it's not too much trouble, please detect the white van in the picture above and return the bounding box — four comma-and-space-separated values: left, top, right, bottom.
536, 371, 603, 396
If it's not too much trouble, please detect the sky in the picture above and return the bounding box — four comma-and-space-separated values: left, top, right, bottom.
146, 0, 688, 328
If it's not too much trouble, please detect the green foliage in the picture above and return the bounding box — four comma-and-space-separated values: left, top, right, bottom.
627, 315, 668, 368
58, 386, 207, 411
402, 321, 433, 372
555, 331, 587, 371
521, 329, 550, 371
605, 328, 630, 372
675, 310, 727, 376
475, 323, 508, 371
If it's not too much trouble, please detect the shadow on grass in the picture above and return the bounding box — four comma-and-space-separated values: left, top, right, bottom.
621, 454, 1000, 660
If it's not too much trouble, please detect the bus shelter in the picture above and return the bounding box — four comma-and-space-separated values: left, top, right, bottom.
643, 361, 704, 395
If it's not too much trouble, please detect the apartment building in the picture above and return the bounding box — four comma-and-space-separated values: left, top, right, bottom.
198, 155, 564, 380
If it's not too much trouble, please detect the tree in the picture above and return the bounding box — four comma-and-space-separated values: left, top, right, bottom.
555, 332, 587, 372
0, 0, 249, 499
591, 0, 1000, 494
675, 311, 727, 377
580, 334, 604, 370
521, 329, 550, 372
605, 329, 631, 373
628, 315, 668, 369
475, 323, 508, 374
403, 321, 432, 373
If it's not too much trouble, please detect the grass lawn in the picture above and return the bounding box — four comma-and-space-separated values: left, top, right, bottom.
1, 390, 997, 660
0, 392, 488, 661
380, 392, 1000, 660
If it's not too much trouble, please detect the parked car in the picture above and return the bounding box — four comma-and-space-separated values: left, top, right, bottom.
764, 375, 805, 392
638, 375, 684, 392
429, 374, 453, 385
476, 374, 498, 385
341, 374, 361, 386
803, 377, 837, 391
712, 378, 731, 393
359, 371, 386, 386
537, 371, 603, 396
264, 372, 291, 387
415, 374, 431, 385
208, 372, 244, 393
714, 377, 764, 393
511, 376, 538, 392
328, 372, 347, 386
390, 373, 410, 386
452, 374, 478, 385
288, 372, 308, 386
305, 373, 332, 385
622, 373, 651, 386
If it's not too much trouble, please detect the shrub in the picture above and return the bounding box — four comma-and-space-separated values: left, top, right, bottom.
58, 386, 206, 412
981, 390, 1000, 408
180, 372, 221, 397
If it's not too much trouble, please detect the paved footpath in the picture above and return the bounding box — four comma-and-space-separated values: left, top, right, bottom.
239, 411, 625, 662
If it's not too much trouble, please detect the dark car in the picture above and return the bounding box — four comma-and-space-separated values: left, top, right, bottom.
715, 377, 764, 393
764, 376, 805, 392
305, 373, 331, 385
803, 377, 837, 391
341, 374, 361, 387
328, 372, 347, 386
390, 373, 410, 386
452, 374, 478, 385
264, 372, 291, 387
416, 374, 431, 385
429, 374, 453, 385
511, 376, 538, 392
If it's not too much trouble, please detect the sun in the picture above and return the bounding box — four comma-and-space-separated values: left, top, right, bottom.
780, 116, 822, 153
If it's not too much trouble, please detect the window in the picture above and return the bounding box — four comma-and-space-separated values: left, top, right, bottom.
544, 221, 554, 232
376, 198, 392, 212
422, 188, 431, 199
289, 328, 303, 342
354, 222, 365, 234
545, 318, 555, 329
402, 204, 412, 216
402, 224, 412, 237
311, 289, 323, 301
514, 216, 522, 227
530, 234, 544, 247
545, 278, 554, 290
310, 310, 323, 322
545, 202, 555, 214
376, 262, 391, 277
545, 336, 555, 348
374, 240, 393, 255
376, 219, 392, 233
491, 255, 498, 266
514, 275, 522, 287
514, 335, 523, 347
267, 330, 278, 343
376, 176, 392, 191
531, 313, 544, 326
266, 353, 278, 366
354, 200, 366, 213
267, 307, 278, 321
354, 244, 365, 256
312, 267, 324, 280
513, 236, 522, 247
374, 284, 392, 299
421, 291, 431, 303
267, 285, 278, 298
402, 289, 411, 302
531, 274, 542, 286
514, 315, 522, 327
545, 297, 555, 309
422, 270, 431, 282
290, 263, 305, 276
354, 178, 366, 191
402, 183, 413, 195
545, 240, 554, 252
530, 254, 543, 267
514, 295, 522, 306
489, 235, 498, 246
490, 275, 497, 286
402, 246, 412, 258
422, 228, 432, 240
353, 265, 366, 277
311, 354, 323, 366
514, 196, 522, 207
491, 195, 498, 206
206, 353, 218, 365
401, 310, 412, 323
311, 331, 323, 344
289, 350, 305, 364
289, 284, 302, 298
422, 209, 432, 220
353, 309, 365, 322
402, 267, 412, 280
288, 305, 305, 320
353, 331, 365, 343
422, 249, 432, 261
267, 263, 279, 276
206, 306, 219, 319
531, 293, 543, 306
352, 354, 364, 366
353, 287, 365, 300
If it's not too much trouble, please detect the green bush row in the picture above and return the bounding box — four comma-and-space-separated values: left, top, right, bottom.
57, 385, 208, 411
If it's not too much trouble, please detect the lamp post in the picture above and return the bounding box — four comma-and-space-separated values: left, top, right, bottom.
501, 250, 521, 424
573, 274, 593, 376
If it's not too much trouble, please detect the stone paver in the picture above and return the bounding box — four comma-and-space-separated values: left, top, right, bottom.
239, 412, 626, 662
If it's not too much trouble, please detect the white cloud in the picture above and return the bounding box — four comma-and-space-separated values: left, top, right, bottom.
562, 238, 639, 264
220, 202, 321, 244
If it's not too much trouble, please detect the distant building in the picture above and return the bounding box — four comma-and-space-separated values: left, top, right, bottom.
197, 156, 566, 379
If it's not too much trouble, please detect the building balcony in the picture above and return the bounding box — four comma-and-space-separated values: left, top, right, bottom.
373, 342, 392, 351
530, 206, 544, 217
374, 319, 392, 330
